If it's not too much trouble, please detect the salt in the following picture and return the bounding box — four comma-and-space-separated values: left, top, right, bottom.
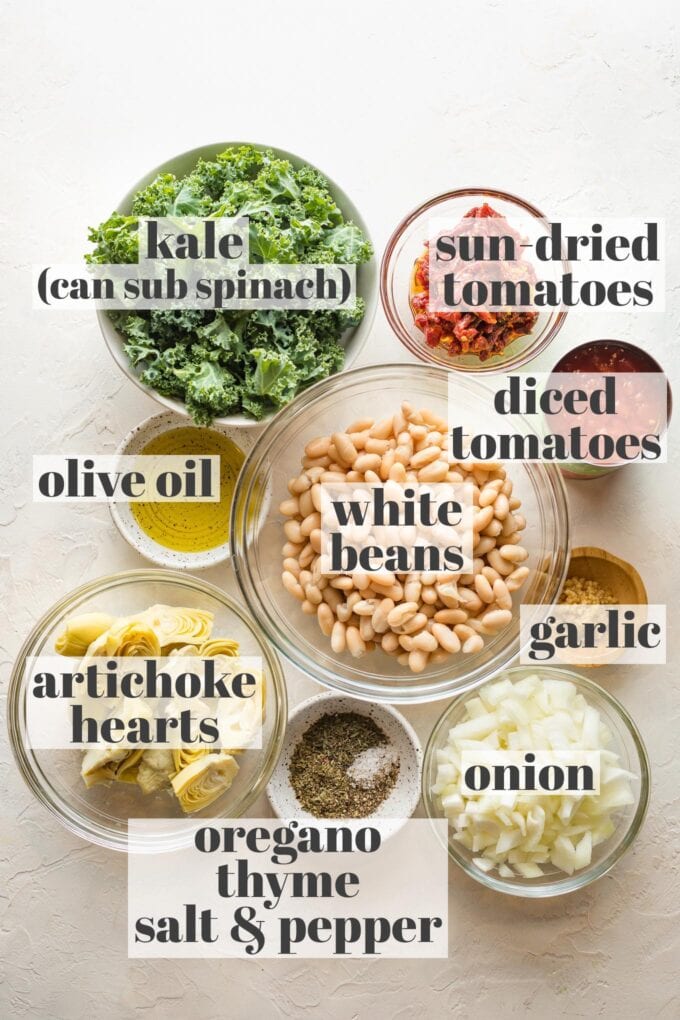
347, 745, 399, 789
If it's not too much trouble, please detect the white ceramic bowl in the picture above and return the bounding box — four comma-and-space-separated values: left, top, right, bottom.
96, 141, 378, 428
267, 692, 422, 839
110, 410, 259, 569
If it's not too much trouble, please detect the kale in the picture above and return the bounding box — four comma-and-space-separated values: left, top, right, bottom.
87, 144, 372, 423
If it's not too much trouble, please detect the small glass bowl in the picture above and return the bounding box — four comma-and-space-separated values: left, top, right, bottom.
7, 570, 287, 852
380, 187, 568, 372
231, 364, 570, 703
422, 666, 650, 897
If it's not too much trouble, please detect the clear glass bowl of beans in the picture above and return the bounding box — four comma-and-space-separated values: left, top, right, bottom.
231, 364, 570, 703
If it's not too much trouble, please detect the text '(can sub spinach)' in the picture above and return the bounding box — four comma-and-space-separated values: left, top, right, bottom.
86, 146, 373, 423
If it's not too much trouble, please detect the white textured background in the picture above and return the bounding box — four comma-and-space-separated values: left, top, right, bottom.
1, 1, 679, 1016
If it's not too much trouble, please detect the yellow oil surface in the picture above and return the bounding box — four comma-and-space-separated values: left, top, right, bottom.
131, 427, 244, 553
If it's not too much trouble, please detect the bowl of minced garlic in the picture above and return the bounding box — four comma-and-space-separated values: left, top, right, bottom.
563, 547, 647, 605
560, 546, 647, 667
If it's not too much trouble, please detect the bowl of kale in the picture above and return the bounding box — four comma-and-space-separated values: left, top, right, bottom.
88, 143, 376, 426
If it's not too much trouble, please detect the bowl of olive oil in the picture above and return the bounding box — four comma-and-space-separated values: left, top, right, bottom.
110, 411, 259, 569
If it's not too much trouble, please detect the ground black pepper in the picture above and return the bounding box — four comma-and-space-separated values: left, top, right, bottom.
289, 711, 400, 818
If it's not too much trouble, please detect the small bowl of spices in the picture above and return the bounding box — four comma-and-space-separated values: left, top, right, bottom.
267, 693, 422, 836
111, 411, 260, 570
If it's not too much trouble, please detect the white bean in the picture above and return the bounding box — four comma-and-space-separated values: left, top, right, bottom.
346, 626, 367, 658
331, 620, 347, 653
387, 602, 419, 627
317, 603, 334, 636
431, 623, 461, 654
408, 649, 429, 673
282, 571, 305, 600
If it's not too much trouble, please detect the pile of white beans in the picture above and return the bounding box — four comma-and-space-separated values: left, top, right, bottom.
279, 402, 530, 674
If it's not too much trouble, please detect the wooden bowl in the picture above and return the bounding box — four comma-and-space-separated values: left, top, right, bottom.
566, 547, 647, 605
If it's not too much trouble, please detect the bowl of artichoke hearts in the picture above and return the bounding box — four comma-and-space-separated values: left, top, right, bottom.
8, 569, 287, 852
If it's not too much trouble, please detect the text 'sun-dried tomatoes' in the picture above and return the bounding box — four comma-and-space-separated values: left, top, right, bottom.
410, 202, 538, 360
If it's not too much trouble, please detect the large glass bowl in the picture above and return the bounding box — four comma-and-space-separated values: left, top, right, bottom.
231, 364, 570, 703
422, 666, 650, 896
7, 570, 287, 852
381, 187, 568, 372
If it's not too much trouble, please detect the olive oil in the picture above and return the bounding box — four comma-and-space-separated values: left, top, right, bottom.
131, 427, 244, 553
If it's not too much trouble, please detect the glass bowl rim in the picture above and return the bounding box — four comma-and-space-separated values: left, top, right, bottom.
379, 185, 569, 373
7, 568, 288, 852
230, 362, 571, 704
421, 664, 651, 897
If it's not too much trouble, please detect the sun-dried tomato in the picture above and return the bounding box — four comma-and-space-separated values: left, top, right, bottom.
410, 202, 538, 361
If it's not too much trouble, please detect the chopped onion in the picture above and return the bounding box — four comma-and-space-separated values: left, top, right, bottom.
432, 674, 636, 879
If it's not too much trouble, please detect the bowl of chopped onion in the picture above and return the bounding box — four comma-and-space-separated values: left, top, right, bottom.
422, 666, 650, 896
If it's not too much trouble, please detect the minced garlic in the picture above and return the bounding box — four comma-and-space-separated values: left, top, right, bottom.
559, 576, 616, 606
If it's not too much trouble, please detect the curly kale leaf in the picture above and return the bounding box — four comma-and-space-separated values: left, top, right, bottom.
309, 299, 367, 337
285, 319, 344, 384
195, 314, 248, 364
86, 214, 139, 265
299, 185, 344, 229
131, 173, 180, 216
177, 361, 242, 424
139, 343, 192, 399
182, 158, 230, 202
146, 309, 207, 344
253, 158, 300, 203
247, 348, 299, 408
322, 223, 373, 264
168, 181, 206, 217
216, 145, 269, 182
292, 164, 331, 191
248, 221, 299, 263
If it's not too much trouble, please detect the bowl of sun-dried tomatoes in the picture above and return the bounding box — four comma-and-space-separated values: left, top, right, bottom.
380, 188, 569, 372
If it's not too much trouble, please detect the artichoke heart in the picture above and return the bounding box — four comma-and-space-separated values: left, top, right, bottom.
137, 749, 175, 794
199, 637, 239, 657
81, 746, 129, 786
217, 676, 263, 751
172, 747, 210, 773
82, 765, 119, 788
63, 600, 245, 809
105, 618, 161, 658
54, 612, 115, 656
143, 604, 214, 648
114, 749, 145, 784
171, 753, 239, 813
